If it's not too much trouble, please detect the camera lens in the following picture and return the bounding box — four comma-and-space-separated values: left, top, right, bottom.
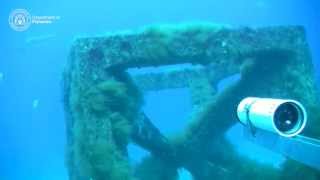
274, 102, 300, 133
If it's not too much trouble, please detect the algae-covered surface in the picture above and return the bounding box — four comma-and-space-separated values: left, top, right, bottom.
63, 23, 320, 180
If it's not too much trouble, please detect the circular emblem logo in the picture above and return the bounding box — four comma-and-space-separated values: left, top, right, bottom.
8, 9, 31, 31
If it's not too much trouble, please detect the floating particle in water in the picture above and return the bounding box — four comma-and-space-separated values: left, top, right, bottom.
25, 34, 56, 45
178, 168, 193, 180
0, 72, 3, 81
221, 41, 227, 47
32, 99, 39, 109
255, 1, 268, 8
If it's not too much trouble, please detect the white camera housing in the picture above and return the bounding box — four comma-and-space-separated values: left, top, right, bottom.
237, 97, 307, 137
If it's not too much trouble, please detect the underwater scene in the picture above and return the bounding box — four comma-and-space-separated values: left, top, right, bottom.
1, 0, 320, 180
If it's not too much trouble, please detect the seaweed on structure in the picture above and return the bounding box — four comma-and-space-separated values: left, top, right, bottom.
72, 111, 133, 180
188, 75, 215, 109
110, 112, 133, 149
196, 158, 281, 180
134, 155, 178, 180
75, 136, 131, 180
301, 101, 320, 139
84, 79, 140, 144
72, 78, 142, 180
280, 159, 320, 180
83, 79, 140, 118
140, 34, 170, 65
138, 23, 225, 65
109, 70, 144, 108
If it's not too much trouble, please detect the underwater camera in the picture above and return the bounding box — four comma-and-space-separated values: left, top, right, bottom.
237, 97, 307, 137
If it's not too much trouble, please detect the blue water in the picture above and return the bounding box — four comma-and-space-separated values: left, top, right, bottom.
1, 0, 320, 179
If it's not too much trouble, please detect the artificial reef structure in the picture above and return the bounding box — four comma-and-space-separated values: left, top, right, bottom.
63, 23, 320, 180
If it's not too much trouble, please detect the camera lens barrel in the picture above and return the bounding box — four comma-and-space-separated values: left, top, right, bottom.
237, 97, 307, 137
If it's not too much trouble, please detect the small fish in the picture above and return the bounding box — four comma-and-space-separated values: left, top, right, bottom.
32, 99, 39, 109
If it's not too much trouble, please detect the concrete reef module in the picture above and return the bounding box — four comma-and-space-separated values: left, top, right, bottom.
63, 23, 320, 180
